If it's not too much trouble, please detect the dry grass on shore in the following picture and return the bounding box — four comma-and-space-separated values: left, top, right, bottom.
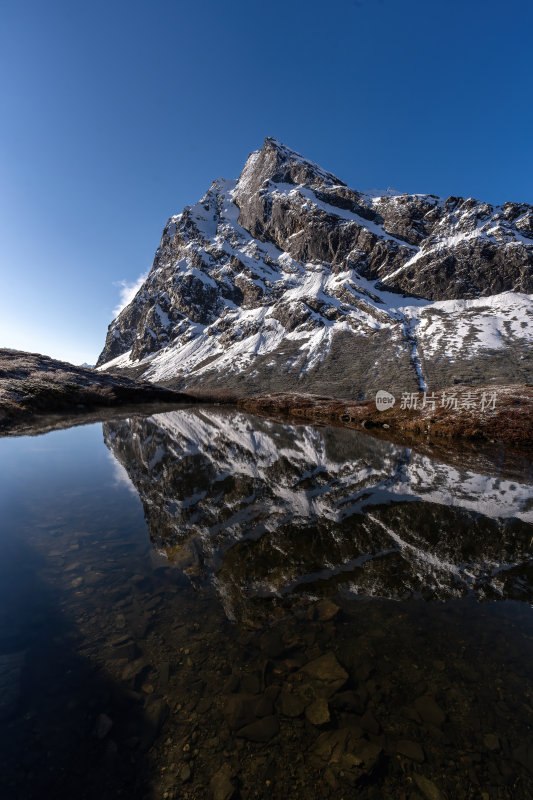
237, 384, 533, 446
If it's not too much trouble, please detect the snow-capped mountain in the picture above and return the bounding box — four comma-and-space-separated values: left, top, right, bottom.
97, 138, 533, 396
104, 409, 533, 619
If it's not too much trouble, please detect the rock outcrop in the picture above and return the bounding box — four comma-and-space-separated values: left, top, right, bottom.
0, 349, 193, 432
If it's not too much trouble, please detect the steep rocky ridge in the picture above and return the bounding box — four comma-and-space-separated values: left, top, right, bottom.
97, 138, 533, 397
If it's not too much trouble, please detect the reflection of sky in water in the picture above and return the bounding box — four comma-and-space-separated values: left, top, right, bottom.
106, 449, 138, 495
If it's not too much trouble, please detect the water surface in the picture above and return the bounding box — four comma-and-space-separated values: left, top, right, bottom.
1, 408, 532, 799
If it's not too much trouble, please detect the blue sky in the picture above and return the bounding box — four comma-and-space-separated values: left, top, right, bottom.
1, 0, 532, 364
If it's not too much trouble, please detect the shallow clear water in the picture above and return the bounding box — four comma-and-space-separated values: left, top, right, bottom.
1, 407, 532, 799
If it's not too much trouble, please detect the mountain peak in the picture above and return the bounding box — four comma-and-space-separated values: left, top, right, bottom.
262, 137, 345, 183
97, 139, 533, 395
234, 137, 345, 205
232, 137, 347, 237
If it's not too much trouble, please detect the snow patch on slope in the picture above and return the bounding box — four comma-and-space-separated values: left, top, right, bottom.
403, 292, 533, 360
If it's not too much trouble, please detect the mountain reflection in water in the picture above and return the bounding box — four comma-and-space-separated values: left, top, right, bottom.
104, 409, 533, 620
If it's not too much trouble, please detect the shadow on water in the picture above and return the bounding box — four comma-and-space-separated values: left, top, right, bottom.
0, 535, 156, 800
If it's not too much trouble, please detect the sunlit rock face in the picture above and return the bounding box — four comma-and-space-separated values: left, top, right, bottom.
97, 138, 533, 397
103, 409, 533, 620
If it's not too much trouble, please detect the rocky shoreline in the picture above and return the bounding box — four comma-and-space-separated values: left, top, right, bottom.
2, 349, 531, 449
0, 349, 194, 433
237, 384, 533, 446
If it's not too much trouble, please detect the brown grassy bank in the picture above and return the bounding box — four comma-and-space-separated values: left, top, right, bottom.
237, 384, 533, 447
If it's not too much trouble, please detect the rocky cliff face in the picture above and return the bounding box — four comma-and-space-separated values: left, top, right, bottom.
97, 138, 533, 396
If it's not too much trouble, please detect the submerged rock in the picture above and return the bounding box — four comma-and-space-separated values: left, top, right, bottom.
141, 698, 168, 750
305, 697, 330, 726
224, 693, 261, 730
312, 726, 383, 784
313, 599, 340, 622
236, 714, 279, 742
296, 651, 348, 698
277, 689, 307, 718
413, 695, 446, 728
483, 733, 500, 751
312, 728, 351, 762
413, 773, 444, 800
209, 764, 235, 800
397, 739, 425, 762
